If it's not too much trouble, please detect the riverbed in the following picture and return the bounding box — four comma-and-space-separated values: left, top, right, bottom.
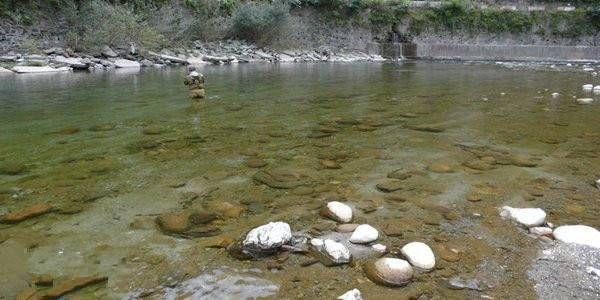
0, 61, 599, 299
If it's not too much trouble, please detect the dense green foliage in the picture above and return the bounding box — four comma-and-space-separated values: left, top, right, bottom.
231, 1, 291, 44
1, 0, 599, 51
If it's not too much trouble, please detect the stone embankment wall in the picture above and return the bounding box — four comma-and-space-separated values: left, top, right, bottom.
381, 43, 600, 62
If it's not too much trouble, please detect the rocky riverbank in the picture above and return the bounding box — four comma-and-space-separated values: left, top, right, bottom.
0, 40, 386, 74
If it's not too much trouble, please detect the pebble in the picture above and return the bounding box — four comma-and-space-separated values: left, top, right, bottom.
336, 223, 360, 233
371, 244, 387, 253
529, 227, 553, 237
320, 201, 353, 223
447, 276, 482, 291
500, 206, 546, 227
364, 257, 414, 287
243, 222, 292, 251
551, 92, 560, 98
310, 238, 324, 249
323, 239, 351, 264
401, 242, 436, 270
553, 225, 600, 248
338, 288, 362, 300
349, 224, 379, 244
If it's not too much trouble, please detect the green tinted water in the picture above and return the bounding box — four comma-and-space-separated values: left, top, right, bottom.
0, 62, 599, 299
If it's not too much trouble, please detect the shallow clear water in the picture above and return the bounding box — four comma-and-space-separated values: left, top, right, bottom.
0, 62, 599, 299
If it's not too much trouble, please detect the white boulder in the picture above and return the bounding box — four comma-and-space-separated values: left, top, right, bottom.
114, 59, 140, 68
401, 242, 436, 270
320, 201, 353, 223
323, 239, 351, 264
553, 225, 600, 248
551, 92, 560, 98
349, 224, 379, 244
594, 86, 600, 94
243, 222, 292, 250
12, 66, 71, 73
577, 98, 594, 104
582, 84, 593, 91
500, 206, 546, 227
364, 257, 413, 287
52, 55, 87, 69
337, 288, 362, 300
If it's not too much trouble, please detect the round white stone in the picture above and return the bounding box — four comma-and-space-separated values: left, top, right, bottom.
243, 222, 292, 250
327, 201, 353, 223
401, 242, 436, 270
349, 224, 379, 244
337, 288, 362, 300
582, 84, 593, 91
551, 92, 560, 98
553, 225, 600, 248
371, 257, 414, 285
323, 239, 351, 263
500, 206, 546, 227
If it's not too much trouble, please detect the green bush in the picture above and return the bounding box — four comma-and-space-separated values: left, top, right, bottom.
231, 0, 290, 44
65, 0, 166, 51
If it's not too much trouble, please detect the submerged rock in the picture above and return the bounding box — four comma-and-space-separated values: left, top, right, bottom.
252, 170, 306, 189
245, 158, 267, 168
447, 276, 482, 291
401, 242, 436, 270
553, 225, 600, 248
338, 288, 362, 300
336, 223, 360, 233
156, 211, 219, 238
500, 206, 546, 228
349, 224, 379, 244
0, 162, 27, 175
1, 203, 53, 224
387, 169, 412, 180
375, 180, 404, 193
42, 276, 108, 299
322, 239, 351, 265
242, 222, 292, 254
364, 258, 413, 287
320, 201, 353, 223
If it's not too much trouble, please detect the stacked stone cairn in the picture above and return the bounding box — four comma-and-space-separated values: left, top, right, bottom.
183, 69, 205, 103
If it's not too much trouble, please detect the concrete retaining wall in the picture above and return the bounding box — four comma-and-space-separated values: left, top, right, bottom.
381, 43, 600, 62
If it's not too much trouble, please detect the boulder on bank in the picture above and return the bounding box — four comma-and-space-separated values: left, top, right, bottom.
500, 206, 546, 227
242, 222, 292, 254
401, 242, 436, 270
12, 66, 71, 73
101, 45, 118, 58
553, 225, 600, 248
52, 55, 88, 69
113, 59, 140, 68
